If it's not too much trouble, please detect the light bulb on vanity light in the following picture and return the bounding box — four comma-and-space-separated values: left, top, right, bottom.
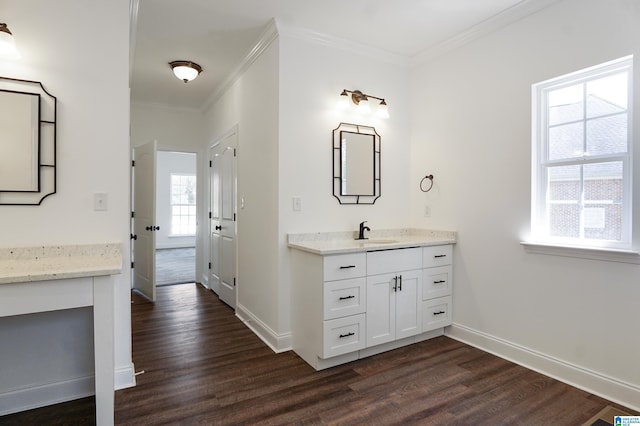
0, 23, 18, 56
356, 97, 370, 113
376, 99, 389, 119
337, 90, 350, 109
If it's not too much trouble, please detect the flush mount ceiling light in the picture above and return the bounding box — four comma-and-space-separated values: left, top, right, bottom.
338, 89, 389, 119
169, 60, 203, 83
0, 23, 17, 56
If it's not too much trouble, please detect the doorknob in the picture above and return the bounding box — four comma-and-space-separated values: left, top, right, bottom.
215, 225, 222, 230
145, 226, 152, 231
145, 226, 161, 231
130, 234, 137, 240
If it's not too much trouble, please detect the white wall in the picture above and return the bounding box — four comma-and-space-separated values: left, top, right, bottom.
201, 28, 281, 347
201, 23, 412, 351
0, 0, 133, 413
156, 151, 197, 249
277, 30, 411, 339
131, 102, 204, 151
410, 0, 640, 409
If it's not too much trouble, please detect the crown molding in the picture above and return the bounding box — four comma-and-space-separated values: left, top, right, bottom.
201, 18, 279, 112
276, 21, 410, 69
411, 0, 563, 67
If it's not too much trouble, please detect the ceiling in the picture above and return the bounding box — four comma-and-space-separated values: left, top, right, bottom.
130, 0, 560, 110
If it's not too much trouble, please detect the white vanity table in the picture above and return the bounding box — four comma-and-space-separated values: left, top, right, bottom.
288, 229, 456, 370
0, 243, 122, 425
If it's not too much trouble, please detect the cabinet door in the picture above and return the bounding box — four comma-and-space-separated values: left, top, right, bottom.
366, 272, 396, 347
395, 269, 422, 340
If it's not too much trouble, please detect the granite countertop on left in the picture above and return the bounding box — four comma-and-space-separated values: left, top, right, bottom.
0, 243, 123, 284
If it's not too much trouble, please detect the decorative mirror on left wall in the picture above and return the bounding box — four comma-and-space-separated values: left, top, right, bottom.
0, 76, 57, 205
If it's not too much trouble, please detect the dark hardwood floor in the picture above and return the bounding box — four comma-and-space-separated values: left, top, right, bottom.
1, 283, 635, 425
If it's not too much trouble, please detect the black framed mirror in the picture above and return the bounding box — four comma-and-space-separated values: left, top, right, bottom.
332, 122, 380, 204
0, 77, 57, 205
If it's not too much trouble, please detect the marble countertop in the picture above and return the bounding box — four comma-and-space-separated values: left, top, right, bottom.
288, 228, 456, 255
0, 243, 123, 284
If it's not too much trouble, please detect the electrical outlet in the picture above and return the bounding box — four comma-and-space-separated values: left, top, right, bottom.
292, 197, 302, 211
424, 205, 431, 217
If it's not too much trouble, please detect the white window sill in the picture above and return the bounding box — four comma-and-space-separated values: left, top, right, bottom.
520, 241, 640, 264
169, 234, 196, 238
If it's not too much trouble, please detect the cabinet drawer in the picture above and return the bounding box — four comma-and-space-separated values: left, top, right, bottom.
324, 253, 366, 281
367, 247, 421, 276
423, 265, 452, 300
324, 278, 366, 320
322, 314, 366, 358
422, 245, 452, 268
422, 296, 452, 331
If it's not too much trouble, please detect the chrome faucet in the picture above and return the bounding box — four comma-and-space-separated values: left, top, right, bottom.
357, 221, 370, 240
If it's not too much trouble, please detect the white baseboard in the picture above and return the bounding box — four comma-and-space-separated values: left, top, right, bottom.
0, 362, 136, 416
115, 362, 136, 390
446, 323, 640, 412
0, 375, 94, 416
155, 243, 196, 250
199, 273, 209, 289
236, 303, 292, 353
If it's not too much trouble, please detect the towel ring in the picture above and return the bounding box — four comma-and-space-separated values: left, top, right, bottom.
420, 174, 434, 192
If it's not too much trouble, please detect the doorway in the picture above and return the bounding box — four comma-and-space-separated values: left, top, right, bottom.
132, 146, 198, 301
155, 151, 197, 285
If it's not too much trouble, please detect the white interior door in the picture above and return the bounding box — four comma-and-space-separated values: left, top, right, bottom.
132, 140, 157, 301
210, 131, 237, 309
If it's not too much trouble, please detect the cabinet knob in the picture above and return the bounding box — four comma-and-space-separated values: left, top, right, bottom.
433, 280, 446, 284
434, 254, 447, 258
339, 295, 355, 300
339, 265, 356, 269
339, 332, 355, 338
433, 310, 446, 316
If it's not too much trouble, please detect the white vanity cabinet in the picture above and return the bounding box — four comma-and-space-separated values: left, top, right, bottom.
289, 230, 455, 371
422, 245, 453, 331
290, 250, 368, 370
366, 248, 422, 347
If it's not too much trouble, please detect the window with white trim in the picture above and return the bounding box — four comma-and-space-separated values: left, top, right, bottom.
170, 174, 196, 236
531, 56, 633, 249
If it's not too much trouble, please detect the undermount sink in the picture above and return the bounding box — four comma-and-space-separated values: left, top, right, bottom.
357, 239, 399, 244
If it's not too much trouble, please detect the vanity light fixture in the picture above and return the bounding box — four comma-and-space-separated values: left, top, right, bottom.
338, 89, 389, 118
169, 60, 203, 83
0, 23, 17, 56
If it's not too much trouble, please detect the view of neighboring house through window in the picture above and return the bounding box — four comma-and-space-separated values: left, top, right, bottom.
171, 174, 196, 236
531, 56, 632, 249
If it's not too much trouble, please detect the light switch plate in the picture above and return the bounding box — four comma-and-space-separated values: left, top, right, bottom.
292, 197, 302, 211
94, 193, 108, 211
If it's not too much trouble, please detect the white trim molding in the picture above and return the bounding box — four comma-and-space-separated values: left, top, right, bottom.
236, 303, 292, 353
446, 323, 640, 412
412, 0, 563, 66
115, 362, 136, 390
521, 241, 640, 264
0, 375, 94, 416
202, 19, 279, 111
